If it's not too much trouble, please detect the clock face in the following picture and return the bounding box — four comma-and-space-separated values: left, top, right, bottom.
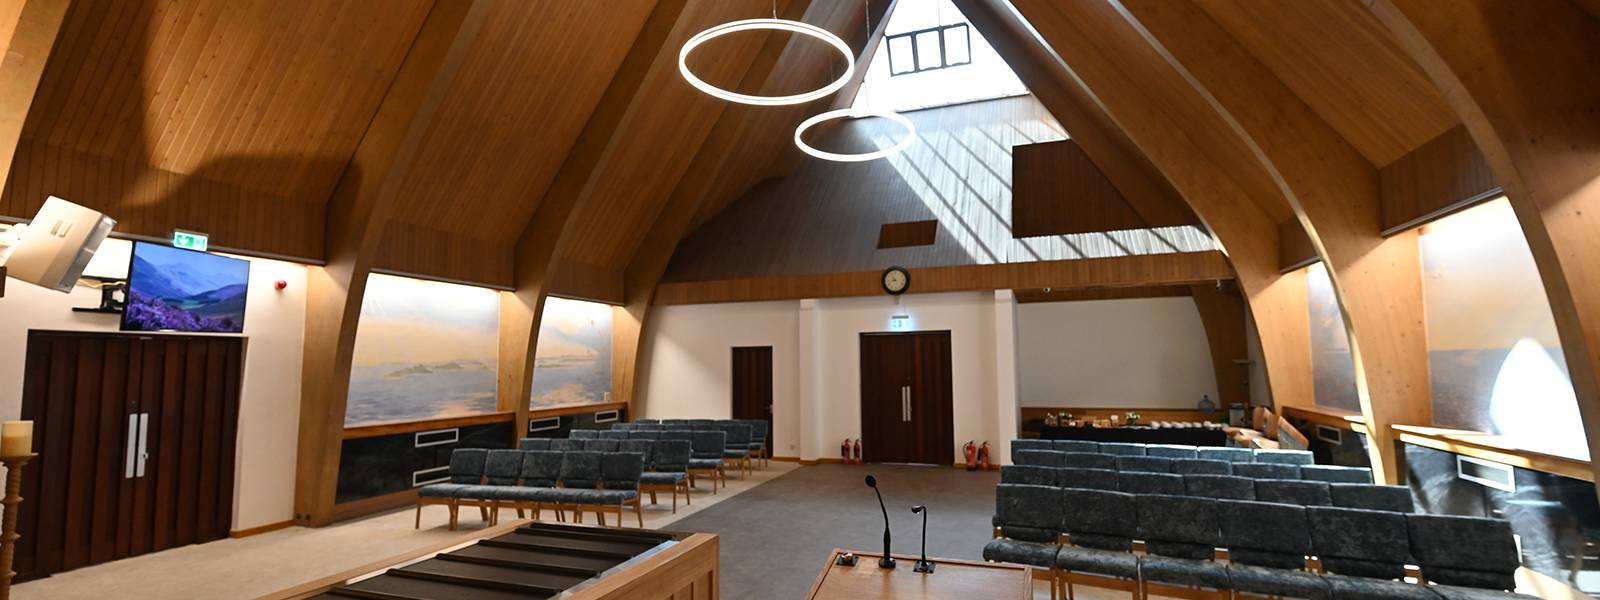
883, 267, 909, 295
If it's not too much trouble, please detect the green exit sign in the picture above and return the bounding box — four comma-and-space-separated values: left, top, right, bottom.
172, 230, 209, 251
890, 315, 911, 330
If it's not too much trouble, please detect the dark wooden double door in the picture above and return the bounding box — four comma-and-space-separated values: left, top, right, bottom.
859, 331, 953, 465
18, 331, 243, 579
731, 347, 774, 451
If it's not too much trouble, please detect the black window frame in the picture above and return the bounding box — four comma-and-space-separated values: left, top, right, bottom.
885, 23, 972, 76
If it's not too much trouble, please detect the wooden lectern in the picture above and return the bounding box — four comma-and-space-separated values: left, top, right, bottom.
802, 549, 1032, 600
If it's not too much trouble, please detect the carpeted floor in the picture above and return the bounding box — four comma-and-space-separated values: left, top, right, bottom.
665, 463, 1001, 600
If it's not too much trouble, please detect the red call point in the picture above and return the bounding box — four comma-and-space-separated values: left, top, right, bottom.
274, 280, 288, 290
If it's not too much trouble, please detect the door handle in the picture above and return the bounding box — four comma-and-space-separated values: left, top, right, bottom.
901, 386, 911, 422
125, 414, 139, 479
135, 413, 150, 477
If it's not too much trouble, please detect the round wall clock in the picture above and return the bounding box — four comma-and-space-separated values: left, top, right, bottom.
882, 266, 910, 295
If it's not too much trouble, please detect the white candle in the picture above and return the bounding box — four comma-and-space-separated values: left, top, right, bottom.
1, 421, 32, 457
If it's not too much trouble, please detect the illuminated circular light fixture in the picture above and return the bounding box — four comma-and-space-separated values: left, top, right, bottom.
680, 19, 854, 106
794, 109, 916, 162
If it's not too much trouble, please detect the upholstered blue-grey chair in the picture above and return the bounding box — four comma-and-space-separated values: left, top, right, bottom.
1015, 449, 1069, 468
1183, 474, 1255, 501
1059, 467, 1119, 492
1300, 464, 1374, 484
543, 451, 603, 524
1217, 500, 1328, 600
1097, 442, 1146, 456
491, 450, 564, 524
717, 422, 754, 480
1136, 495, 1229, 598
456, 449, 524, 528
1002, 465, 1059, 487
415, 448, 487, 530
1145, 444, 1199, 459
518, 438, 551, 451
635, 423, 664, 431
1197, 446, 1255, 463
550, 438, 584, 452
687, 430, 727, 492
689, 419, 716, 429
1308, 506, 1426, 599
1115, 455, 1171, 474
641, 439, 692, 513
1062, 452, 1117, 470
581, 452, 644, 528
627, 430, 662, 440
570, 429, 599, 439
1057, 489, 1141, 600
1232, 462, 1302, 480
597, 430, 630, 440
1255, 479, 1332, 506
1171, 458, 1233, 475
1117, 471, 1184, 496
583, 439, 619, 452
661, 429, 694, 443
635, 418, 660, 425
661, 419, 690, 427
1052, 440, 1099, 453
1330, 483, 1415, 513
983, 485, 1064, 589
1013, 439, 1054, 452
1253, 448, 1314, 465
618, 439, 653, 465
745, 419, 770, 468
611, 423, 637, 431
1406, 514, 1523, 592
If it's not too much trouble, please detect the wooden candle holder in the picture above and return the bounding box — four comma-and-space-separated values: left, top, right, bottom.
0, 454, 34, 600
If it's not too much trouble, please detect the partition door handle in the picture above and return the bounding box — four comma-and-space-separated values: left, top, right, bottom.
901, 387, 911, 422
135, 413, 150, 477
125, 415, 139, 479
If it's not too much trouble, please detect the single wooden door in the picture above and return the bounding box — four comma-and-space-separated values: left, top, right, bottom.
17, 331, 242, 579
859, 331, 954, 465
731, 347, 773, 450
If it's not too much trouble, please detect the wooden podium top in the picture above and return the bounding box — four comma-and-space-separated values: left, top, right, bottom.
802, 549, 1032, 600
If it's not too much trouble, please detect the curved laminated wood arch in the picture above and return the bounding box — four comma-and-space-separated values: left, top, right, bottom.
1366, 0, 1600, 482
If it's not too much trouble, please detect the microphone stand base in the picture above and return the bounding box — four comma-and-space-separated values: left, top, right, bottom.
877, 556, 896, 569
913, 560, 936, 573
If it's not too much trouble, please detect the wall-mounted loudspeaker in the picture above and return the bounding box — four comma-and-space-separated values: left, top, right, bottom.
3, 197, 116, 293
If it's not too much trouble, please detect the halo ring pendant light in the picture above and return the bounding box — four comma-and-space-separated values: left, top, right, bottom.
794, 109, 917, 162
679, 19, 854, 106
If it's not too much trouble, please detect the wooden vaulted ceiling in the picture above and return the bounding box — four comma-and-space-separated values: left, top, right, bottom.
0, 0, 1487, 300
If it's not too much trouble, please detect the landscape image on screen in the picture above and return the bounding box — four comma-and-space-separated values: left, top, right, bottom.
122, 242, 251, 333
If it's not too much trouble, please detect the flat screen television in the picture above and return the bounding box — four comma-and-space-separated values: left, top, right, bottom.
121, 241, 251, 333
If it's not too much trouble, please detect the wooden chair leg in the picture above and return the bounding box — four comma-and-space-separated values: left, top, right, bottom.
448, 502, 460, 532
649, 490, 658, 505
682, 480, 691, 505
671, 486, 678, 514
415, 499, 424, 529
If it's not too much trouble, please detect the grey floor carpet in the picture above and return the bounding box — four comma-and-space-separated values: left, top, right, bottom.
664, 463, 1002, 600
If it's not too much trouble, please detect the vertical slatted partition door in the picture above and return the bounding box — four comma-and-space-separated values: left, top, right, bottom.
16, 331, 242, 579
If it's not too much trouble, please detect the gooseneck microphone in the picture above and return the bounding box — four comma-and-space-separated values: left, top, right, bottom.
865, 475, 895, 569
911, 506, 934, 573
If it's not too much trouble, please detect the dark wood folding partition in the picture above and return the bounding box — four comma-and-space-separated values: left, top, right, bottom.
17, 330, 243, 579
732, 346, 774, 450
859, 331, 954, 465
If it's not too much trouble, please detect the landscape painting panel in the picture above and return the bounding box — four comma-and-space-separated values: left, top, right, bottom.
530, 297, 613, 409
345, 273, 500, 426
123, 242, 251, 333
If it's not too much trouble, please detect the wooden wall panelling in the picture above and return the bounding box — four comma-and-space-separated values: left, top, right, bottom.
1116, 0, 1434, 483
1012, 139, 1150, 237
1379, 123, 1501, 233
971, 0, 1316, 413
655, 251, 1234, 305
1364, 0, 1600, 485
1189, 281, 1249, 410
0, 0, 71, 196
294, 0, 496, 528
547, 260, 626, 305
1013, 284, 1190, 303
1278, 217, 1318, 273
497, 0, 699, 436
876, 220, 938, 249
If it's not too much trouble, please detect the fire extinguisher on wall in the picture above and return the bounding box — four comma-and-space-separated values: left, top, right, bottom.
841, 439, 851, 464
852, 439, 862, 465
977, 441, 990, 471
964, 441, 978, 471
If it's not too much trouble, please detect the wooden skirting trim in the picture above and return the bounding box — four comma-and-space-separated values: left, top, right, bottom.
655, 251, 1234, 305
529, 401, 628, 420
1391, 424, 1592, 482
230, 519, 295, 539
332, 489, 419, 523
772, 456, 800, 462
1281, 405, 1367, 433
799, 458, 846, 465
344, 411, 515, 440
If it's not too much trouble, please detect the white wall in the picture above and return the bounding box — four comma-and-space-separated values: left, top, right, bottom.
1016, 297, 1218, 409
0, 239, 305, 531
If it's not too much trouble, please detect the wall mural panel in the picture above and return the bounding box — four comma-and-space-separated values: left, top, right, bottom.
345, 274, 501, 426
530, 297, 613, 409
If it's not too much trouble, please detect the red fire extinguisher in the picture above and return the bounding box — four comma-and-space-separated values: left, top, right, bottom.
964, 441, 978, 471
852, 439, 862, 465
977, 441, 991, 471
841, 439, 851, 463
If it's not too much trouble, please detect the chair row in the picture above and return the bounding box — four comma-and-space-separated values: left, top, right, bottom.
623, 419, 772, 467
518, 437, 704, 507
575, 421, 762, 478
1013, 449, 1375, 484
1013, 439, 1315, 465
556, 428, 747, 489
986, 484, 1533, 600
1000, 465, 1412, 513
417, 448, 653, 531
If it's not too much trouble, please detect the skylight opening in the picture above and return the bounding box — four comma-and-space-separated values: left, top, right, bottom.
852, 0, 1029, 112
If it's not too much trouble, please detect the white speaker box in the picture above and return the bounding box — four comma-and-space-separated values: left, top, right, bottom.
3, 196, 117, 292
